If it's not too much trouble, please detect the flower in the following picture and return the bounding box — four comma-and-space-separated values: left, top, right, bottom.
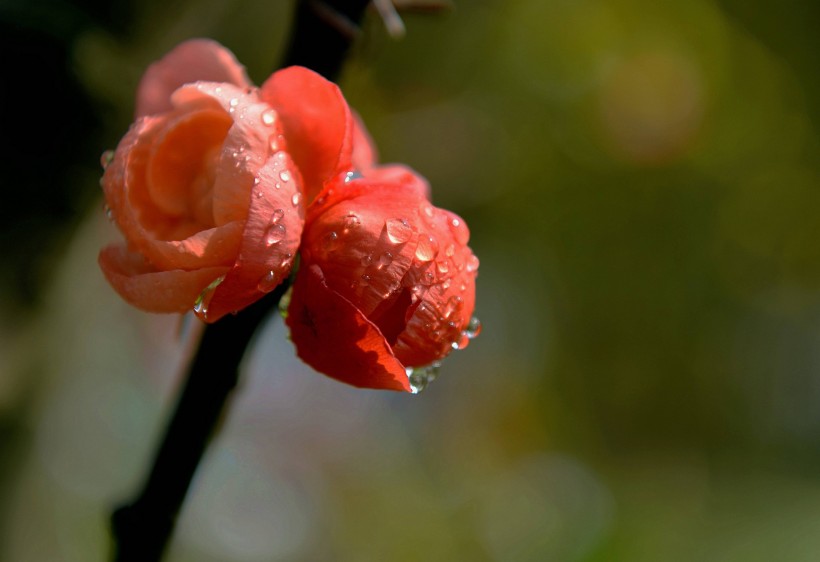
286, 167, 480, 392
99, 40, 324, 322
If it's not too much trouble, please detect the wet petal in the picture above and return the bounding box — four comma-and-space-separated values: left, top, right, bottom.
260, 66, 355, 203
287, 264, 411, 392
204, 153, 304, 322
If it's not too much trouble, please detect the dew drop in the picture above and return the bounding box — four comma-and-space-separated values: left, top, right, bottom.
253, 177, 260, 186
415, 234, 439, 262
445, 244, 455, 257
344, 170, 364, 183
291, 192, 302, 206
464, 316, 482, 339
448, 217, 469, 245
361, 253, 373, 267
406, 362, 441, 394
261, 109, 276, 126
257, 270, 278, 292
385, 218, 412, 244
323, 231, 339, 250
466, 254, 480, 273
343, 213, 361, 232
377, 252, 393, 269
255, 190, 263, 199
100, 150, 114, 169
229, 98, 239, 108
275, 182, 282, 190
424, 271, 435, 283
193, 276, 225, 320
437, 260, 450, 274
361, 274, 371, 285
270, 208, 285, 224
442, 295, 463, 319
279, 170, 291, 183
264, 223, 287, 246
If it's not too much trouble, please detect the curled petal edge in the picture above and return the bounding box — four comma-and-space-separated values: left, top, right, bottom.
99, 245, 229, 313
286, 264, 412, 392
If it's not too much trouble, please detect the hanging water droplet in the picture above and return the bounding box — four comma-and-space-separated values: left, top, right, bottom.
100, 150, 114, 169
261, 108, 276, 126
415, 234, 439, 262
280, 252, 294, 268
377, 252, 393, 269
291, 192, 302, 206
385, 218, 412, 244
406, 362, 441, 394
464, 316, 482, 339
264, 223, 286, 246
193, 276, 225, 319
466, 254, 480, 273
270, 208, 285, 224
257, 270, 278, 292
344, 170, 364, 183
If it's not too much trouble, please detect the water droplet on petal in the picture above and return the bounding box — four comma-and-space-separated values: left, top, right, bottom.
255, 190, 264, 198
343, 213, 361, 232
377, 252, 393, 269
264, 223, 286, 246
437, 260, 449, 274
361, 274, 371, 285
415, 234, 439, 262
386, 218, 412, 244
323, 231, 339, 250
257, 270, 279, 292
445, 244, 455, 257
279, 170, 291, 183
344, 170, 364, 183
291, 192, 301, 206
100, 150, 114, 169
442, 295, 463, 319
229, 97, 239, 108
270, 208, 285, 224
361, 254, 373, 267
261, 109, 276, 126
448, 217, 469, 245
466, 254, 480, 273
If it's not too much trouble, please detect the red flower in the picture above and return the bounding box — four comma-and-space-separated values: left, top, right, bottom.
286, 168, 480, 393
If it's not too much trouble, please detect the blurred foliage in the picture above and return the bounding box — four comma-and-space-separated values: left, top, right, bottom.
2, 0, 820, 560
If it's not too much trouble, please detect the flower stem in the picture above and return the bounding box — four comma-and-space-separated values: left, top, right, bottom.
110, 283, 289, 561
108, 2, 373, 560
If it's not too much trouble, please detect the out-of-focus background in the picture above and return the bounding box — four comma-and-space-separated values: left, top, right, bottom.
2, 0, 820, 560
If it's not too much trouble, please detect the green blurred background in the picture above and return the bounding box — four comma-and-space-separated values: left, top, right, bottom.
2, 0, 820, 560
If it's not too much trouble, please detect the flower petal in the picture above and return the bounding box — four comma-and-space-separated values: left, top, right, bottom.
260, 66, 356, 203
287, 264, 411, 392
136, 39, 251, 118
204, 152, 304, 322
99, 244, 229, 313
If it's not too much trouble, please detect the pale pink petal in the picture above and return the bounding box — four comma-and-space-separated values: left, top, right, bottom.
136, 39, 251, 118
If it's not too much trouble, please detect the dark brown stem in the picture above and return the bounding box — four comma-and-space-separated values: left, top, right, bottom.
110, 283, 289, 561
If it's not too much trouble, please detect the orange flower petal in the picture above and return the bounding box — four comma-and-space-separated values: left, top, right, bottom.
99, 244, 229, 313
287, 264, 411, 392
135, 39, 251, 118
